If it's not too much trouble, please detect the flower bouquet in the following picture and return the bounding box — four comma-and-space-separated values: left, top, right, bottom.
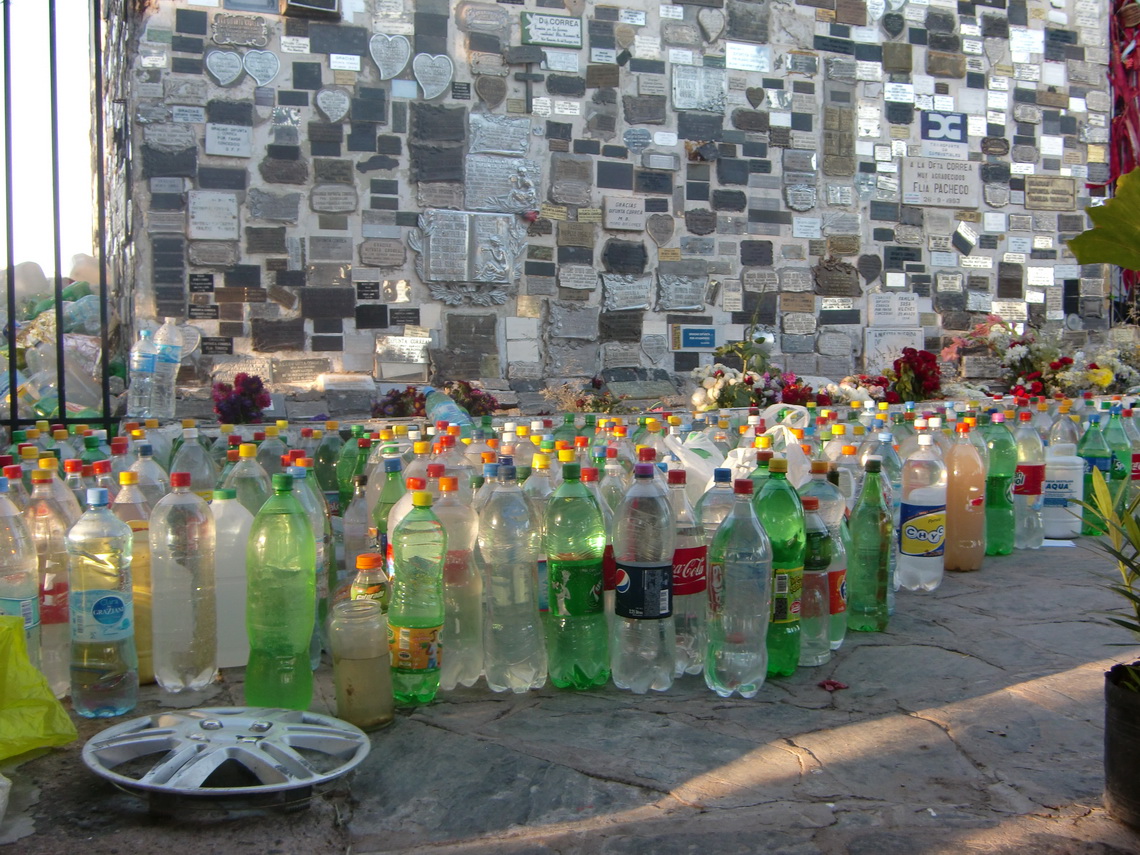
212, 373, 271, 424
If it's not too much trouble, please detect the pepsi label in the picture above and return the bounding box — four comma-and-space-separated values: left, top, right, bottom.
614, 561, 672, 620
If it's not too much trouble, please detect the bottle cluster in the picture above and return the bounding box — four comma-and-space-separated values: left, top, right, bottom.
1, 389, 1133, 726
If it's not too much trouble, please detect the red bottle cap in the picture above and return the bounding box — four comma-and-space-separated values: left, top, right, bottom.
63, 459, 82, 473
667, 469, 686, 485
734, 479, 753, 495
426, 463, 445, 477
93, 460, 111, 474
637, 447, 656, 462
802, 496, 819, 511
170, 472, 191, 488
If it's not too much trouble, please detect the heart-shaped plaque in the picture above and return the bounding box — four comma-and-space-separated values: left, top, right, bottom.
315, 87, 351, 123
857, 253, 883, 285
369, 33, 411, 80
243, 50, 280, 87
697, 8, 725, 42
881, 12, 905, 37
205, 50, 244, 87
413, 53, 454, 100
474, 75, 506, 109
646, 214, 674, 247
745, 87, 765, 108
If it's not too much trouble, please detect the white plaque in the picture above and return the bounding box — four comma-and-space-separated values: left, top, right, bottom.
604, 197, 647, 231
204, 123, 252, 158
188, 191, 239, 240
865, 328, 925, 373
902, 157, 980, 208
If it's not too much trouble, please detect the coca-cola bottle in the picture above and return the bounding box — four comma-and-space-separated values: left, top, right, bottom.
667, 470, 706, 677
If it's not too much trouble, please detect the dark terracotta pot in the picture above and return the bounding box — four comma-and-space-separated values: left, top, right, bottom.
1105, 663, 1140, 829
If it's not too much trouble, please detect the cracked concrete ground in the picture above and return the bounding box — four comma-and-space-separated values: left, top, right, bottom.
3, 543, 1140, 854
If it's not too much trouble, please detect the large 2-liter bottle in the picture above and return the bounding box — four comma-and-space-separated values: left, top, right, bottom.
847, 458, 892, 632
896, 434, 947, 591
435, 476, 483, 691
667, 469, 706, 677
610, 463, 676, 694
752, 458, 804, 678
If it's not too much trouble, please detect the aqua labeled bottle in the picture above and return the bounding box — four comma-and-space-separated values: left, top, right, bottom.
752, 458, 804, 678
388, 491, 446, 706
245, 473, 316, 710
67, 487, 138, 718
544, 462, 609, 690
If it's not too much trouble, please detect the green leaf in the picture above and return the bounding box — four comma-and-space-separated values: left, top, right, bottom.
1068, 169, 1140, 271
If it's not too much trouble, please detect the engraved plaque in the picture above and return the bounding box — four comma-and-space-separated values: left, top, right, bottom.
310, 184, 359, 213
188, 241, 240, 267
560, 264, 599, 291
783, 312, 817, 335
188, 191, 239, 240
604, 196, 647, 231
413, 54, 455, 100
369, 34, 411, 79
359, 238, 406, 267
602, 273, 653, 311
548, 154, 593, 206
464, 155, 541, 213
549, 301, 600, 339
205, 50, 244, 86
902, 157, 980, 208
409, 209, 528, 287
742, 268, 778, 292
671, 65, 727, 113
211, 13, 269, 47
1024, 176, 1077, 211
656, 272, 708, 312
417, 182, 466, 210
814, 258, 860, 296
469, 113, 532, 155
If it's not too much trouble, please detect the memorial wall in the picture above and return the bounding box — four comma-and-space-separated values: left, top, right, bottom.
128, 0, 1113, 392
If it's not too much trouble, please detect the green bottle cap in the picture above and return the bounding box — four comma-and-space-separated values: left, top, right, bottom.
272, 472, 294, 491
213, 488, 237, 500
562, 462, 580, 480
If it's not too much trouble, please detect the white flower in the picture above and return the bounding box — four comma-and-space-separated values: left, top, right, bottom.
1006, 344, 1028, 362
707, 386, 720, 403
702, 377, 717, 390
691, 388, 709, 410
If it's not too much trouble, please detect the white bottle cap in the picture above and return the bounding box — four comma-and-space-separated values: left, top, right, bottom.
914, 418, 927, 428
918, 434, 933, 446
929, 417, 942, 428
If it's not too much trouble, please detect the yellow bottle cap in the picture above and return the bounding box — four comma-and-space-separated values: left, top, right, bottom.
558, 449, 575, 462
145, 419, 159, 429
119, 471, 139, 485
181, 419, 195, 428
19, 447, 37, 460
264, 426, 279, 437
413, 441, 430, 454
326, 420, 339, 430
769, 458, 788, 473
276, 420, 289, 430
533, 453, 549, 469
239, 443, 257, 458
25, 429, 40, 440
411, 490, 433, 508
219, 424, 234, 433
52, 430, 68, 441
37, 458, 56, 470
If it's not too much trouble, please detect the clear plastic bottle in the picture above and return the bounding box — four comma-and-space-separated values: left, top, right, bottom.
129, 442, 169, 509
245, 473, 316, 709
36, 461, 82, 524
1122, 407, 1140, 504
610, 463, 676, 694
477, 465, 547, 692
149, 472, 216, 692
422, 385, 474, 438
694, 467, 735, 546
1049, 408, 1081, 448
435, 476, 483, 691
256, 426, 289, 478
223, 443, 272, 517
342, 475, 372, 586
829, 520, 848, 650
1013, 411, 1046, 550
896, 434, 947, 592
847, 458, 891, 633
753, 458, 804, 678
287, 465, 332, 666
544, 463, 609, 690
0, 476, 39, 668
67, 488, 138, 718
126, 329, 157, 419
388, 492, 446, 706
944, 424, 987, 572
314, 421, 345, 515
25, 469, 71, 697
835, 444, 862, 511
111, 471, 154, 688
705, 479, 772, 698
150, 317, 184, 420
63, 459, 87, 508
211, 488, 253, 668
170, 428, 219, 501
799, 496, 831, 667
667, 469, 706, 677
523, 454, 556, 614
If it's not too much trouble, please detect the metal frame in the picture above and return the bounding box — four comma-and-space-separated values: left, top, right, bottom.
1, 0, 114, 434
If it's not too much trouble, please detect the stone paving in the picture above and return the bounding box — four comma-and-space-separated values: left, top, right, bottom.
4, 542, 1140, 854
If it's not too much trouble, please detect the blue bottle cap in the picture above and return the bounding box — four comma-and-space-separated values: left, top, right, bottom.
138, 443, 153, 455
0, 476, 8, 493
384, 458, 403, 473
497, 455, 514, 467
87, 487, 109, 506
288, 465, 306, 479
483, 463, 498, 477
1089, 413, 1100, 424
499, 464, 516, 481
713, 467, 731, 482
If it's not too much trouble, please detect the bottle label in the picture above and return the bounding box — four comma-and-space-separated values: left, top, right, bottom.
156, 343, 181, 364
1013, 463, 1045, 496
614, 561, 672, 620
70, 589, 134, 643
1132, 453, 1140, 482
444, 550, 472, 585
549, 558, 604, 617
771, 566, 803, 624
707, 560, 724, 615
898, 502, 946, 557
387, 624, 442, 673
671, 544, 707, 596
1042, 478, 1076, 508
0, 595, 40, 631
827, 567, 847, 615
1112, 453, 1130, 480
602, 544, 616, 591
130, 353, 155, 373
324, 490, 341, 516
1083, 455, 1111, 474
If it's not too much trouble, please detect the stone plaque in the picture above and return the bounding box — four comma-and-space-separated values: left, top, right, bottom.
783, 312, 817, 335
742, 268, 778, 291
865, 327, 924, 373
1024, 176, 1077, 211
464, 155, 541, 213
602, 273, 653, 311
549, 301, 600, 339
369, 34, 411, 79
248, 189, 301, 223
782, 292, 815, 313
359, 238, 406, 267
604, 196, 646, 231
188, 241, 240, 267
656, 272, 707, 311
409, 209, 528, 286
188, 191, 239, 240
413, 54, 455, 100
468, 113, 531, 155
559, 264, 598, 291
646, 214, 674, 246
417, 182, 466, 210
549, 154, 594, 206
315, 88, 352, 123
475, 75, 507, 108
814, 258, 860, 296
243, 50, 280, 86
521, 13, 583, 48
205, 50, 244, 86
685, 209, 717, 236
903, 157, 980, 208
602, 240, 648, 275
310, 184, 359, 213
868, 292, 919, 326
211, 13, 268, 47
671, 65, 727, 112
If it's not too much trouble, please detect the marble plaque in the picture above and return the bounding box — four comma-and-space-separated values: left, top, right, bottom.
469, 114, 532, 155
188, 241, 240, 267
1024, 176, 1077, 211
560, 264, 599, 291
548, 154, 594, 206
604, 196, 647, 231
868, 292, 919, 326
865, 327, 924, 373
656, 272, 708, 312
464, 155, 541, 213
310, 184, 359, 213
409, 209, 528, 285
671, 65, 727, 112
359, 238, 406, 267
413, 54, 455, 100
205, 50, 244, 86
521, 13, 583, 48
742, 268, 778, 291
369, 34, 411, 79
902, 157, 980, 208
248, 189, 302, 223
417, 182, 466, 210
549, 301, 600, 339
188, 191, 239, 240
602, 273, 653, 311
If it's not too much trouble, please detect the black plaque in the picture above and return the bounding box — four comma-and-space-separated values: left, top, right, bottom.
355, 304, 389, 329
189, 304, 219, 320
740, 240, 773, 267
390, 307, 421, 326
677, 112, 724, 141
602, 240, 648, 275
301, 286, 355, 319
201, 336, 234, 355
189, 273, 215, 293
598, 310, 644, 342
142, 146, 197, 179
634, 170, 673, 195
356, 282, 381, 300
251, 317, 305, 352
207, 100, 254, 126
409, 144, 465, 182
308, 23, 368, 56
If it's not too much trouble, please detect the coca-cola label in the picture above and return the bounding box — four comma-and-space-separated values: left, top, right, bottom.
771, 566, 802, 624
898, 502, 946, 557
828, 567, 847, 615
614, 560, 672, 619
1132, 453, 1140, 481
1013, 463, 1045, 496
671, 544, 707, 596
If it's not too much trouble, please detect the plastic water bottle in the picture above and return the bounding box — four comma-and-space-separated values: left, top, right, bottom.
67, 488, 138, 718
829, 520, 848, 651
287, 465, 332, 667
170, 428, 218, 500
150, 317, 183, 420
1014, 411, 1046, 550
544, 463, 609, 690
129, 442, 169, 509
245, 473, 316, 709
148, 472, 216, 692
799, 496, 831, 667
435, 476, 483, 691
388, 491, 446, 706
753, 458, 804, 678
694, 468, 735, 545
342, 475, 372, 588
0, 476, 39, 668
668, 469, 706, 677
611, 463, 676, 694
314, 421, 345, 515
211, 488, 253, 668
422, 385, 474, 439
983, 413, 1017, 555
847, 459, 891, 632
705, 479, 771, 698
256, 426, 289, 477
25, 468, 71, 697
223, 443, 272, 517
1042, 443, 1084, 538
112, 471, 153, 685
522, 454, 556, 614
896, 434, 947, 591
945, 424, 987, 572
126, 330, 157, 419
477, 465, 547, 692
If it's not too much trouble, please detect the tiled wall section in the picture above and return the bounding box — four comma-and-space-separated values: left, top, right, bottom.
131, 0, 1111, 390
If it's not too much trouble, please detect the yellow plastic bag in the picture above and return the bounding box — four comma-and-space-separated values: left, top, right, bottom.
0, 616, 77, 762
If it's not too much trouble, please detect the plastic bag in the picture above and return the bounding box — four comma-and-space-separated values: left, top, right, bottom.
0, 616, 77, 763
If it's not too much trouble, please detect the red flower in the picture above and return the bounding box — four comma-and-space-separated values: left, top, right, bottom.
1089, 362, 1099, 370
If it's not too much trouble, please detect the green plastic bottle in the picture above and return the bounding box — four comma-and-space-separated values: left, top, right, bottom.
1077, 413, 1113, 535
1103, 406, 1132, 514
314, 421, 345, 515
388, 491, 446, 706
847, 458, 891, 632
371, 457, 408, 570
337, 437, 371, 511
245, 473, 317, 710
982, 413, 1017, 556
748, 448, 773, 495
544, 463, 609, 690
752, 457, 804, 677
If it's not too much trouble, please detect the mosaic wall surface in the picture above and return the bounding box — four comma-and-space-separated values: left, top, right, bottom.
130, 0, 1113, 389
